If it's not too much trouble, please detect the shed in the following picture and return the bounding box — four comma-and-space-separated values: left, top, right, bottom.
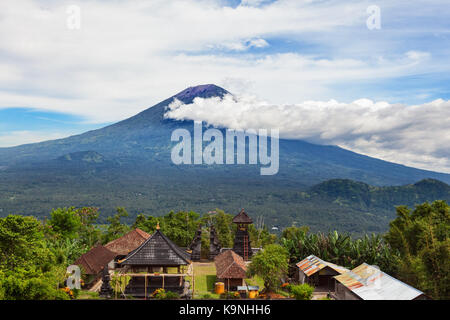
334, 263, 429, 300
215, 250, 247, 291
74, 244, 116, 287
296, 255, 349, 292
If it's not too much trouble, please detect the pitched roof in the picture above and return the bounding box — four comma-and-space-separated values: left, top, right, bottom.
296, 255, 349, 276
74, 245, 116, 275
120, 229, 191, 266
105, 228, 151, 256
215, 250, 247, 279
232, 209, 253, 224
334, 263, 425, 300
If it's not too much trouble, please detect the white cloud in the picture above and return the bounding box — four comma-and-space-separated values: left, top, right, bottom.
165, 94, 450, 173
0, 130, 80, 147
216, 38, 269, 51
0, 0, 426, 120
0, 0, 449, 172
0, 0, 447, 120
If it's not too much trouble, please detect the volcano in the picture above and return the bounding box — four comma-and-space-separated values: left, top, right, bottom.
0, 84, 448, 233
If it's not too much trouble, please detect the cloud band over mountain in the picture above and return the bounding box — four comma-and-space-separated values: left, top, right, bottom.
165, 94, 450, 173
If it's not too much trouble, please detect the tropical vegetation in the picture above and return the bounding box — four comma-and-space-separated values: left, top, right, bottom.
0, 200, 448, 299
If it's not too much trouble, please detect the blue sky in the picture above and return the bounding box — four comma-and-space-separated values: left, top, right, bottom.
0, 0, 449, 172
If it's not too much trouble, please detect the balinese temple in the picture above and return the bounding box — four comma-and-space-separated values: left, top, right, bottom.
188, 226, 202, 261
209, 226, 221, 260
232, 209, 253, 261
118, 224, 193, 298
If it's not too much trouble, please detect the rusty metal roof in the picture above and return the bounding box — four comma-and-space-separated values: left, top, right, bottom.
296, 255, 349, 277
334, 263, 425, 300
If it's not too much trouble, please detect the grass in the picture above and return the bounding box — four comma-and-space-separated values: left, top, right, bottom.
77, 290, 100, 300
188, 262, 220, 299
186, 262, 266, 299
245, 275, 264, 289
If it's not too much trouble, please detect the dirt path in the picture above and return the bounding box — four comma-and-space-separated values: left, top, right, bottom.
89, 279, 102, 292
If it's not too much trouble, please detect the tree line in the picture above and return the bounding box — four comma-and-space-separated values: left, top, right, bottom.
0, 201, 448, 299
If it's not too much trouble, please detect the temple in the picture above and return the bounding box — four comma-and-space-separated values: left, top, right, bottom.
232, 208, 253, 260
188, 226, 202, 261
209, 225, 221, 260
117, 224, 193, 298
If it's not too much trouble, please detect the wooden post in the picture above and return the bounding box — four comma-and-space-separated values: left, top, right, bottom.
145, 275, 147, 300
115, 278, 118, 300
192, 263, 195, 298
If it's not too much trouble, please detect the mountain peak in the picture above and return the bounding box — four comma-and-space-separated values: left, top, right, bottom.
173, 84, 230, 103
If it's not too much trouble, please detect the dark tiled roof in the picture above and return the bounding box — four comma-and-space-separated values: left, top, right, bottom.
120, 229, 191, 266
232, 209, 253, 224
74, 245, 116, 275
215, 250, 247, 279
105, 228, 150, 256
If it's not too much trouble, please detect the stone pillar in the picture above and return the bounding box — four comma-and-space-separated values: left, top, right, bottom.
99, 265, 113, 299
189, 226, 202, 261
209, 226, 221, 260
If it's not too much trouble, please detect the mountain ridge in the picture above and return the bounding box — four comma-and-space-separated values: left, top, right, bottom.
0, 84, 449, 233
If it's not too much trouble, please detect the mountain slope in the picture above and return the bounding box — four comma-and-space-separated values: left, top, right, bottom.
0, 84, 449, 233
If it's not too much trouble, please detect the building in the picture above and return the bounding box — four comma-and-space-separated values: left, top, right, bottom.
215, 249, 247, 291
232, 209, 253, 260
105, 228, 150, 258
333, 263, 429, 300
118, 224, 192, 298
74, 244, 116, 287
296, 255, 349, 292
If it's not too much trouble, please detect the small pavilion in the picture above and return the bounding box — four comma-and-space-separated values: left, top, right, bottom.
215, 250, 247, 291
117, 224, 193, 298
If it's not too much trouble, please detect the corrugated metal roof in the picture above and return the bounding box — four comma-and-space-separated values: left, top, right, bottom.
334, 263, 425, 300
296, 255, 349, 276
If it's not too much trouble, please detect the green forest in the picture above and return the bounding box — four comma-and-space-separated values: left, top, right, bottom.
0, 201, 448, 300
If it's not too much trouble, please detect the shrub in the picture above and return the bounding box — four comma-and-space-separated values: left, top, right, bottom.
152, 288, 179, 300
220, 291, 240, 299
165, 291, 180, 300
289, 284, 314, 300
247, 244, 289, 292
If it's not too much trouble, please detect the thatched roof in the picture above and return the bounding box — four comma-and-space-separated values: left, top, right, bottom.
105, 228, 150, 256
120, 229, 191, 266
232, 209, 253, 224
74, 245, 116, 275
215, 250, 247, 279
